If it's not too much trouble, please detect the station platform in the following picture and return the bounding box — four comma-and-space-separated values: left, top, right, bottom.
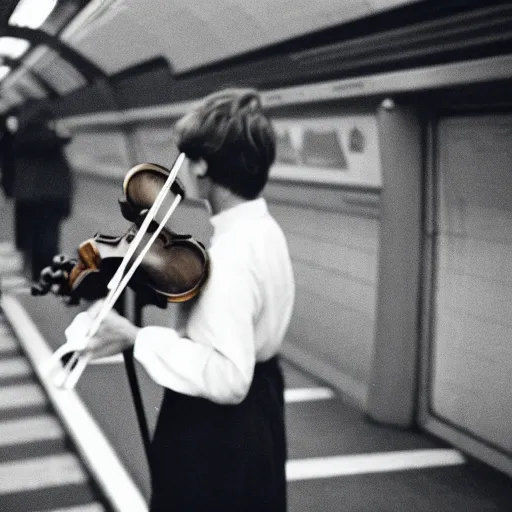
0, 248, 511, 512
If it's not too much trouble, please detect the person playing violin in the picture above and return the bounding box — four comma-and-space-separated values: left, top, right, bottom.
66, 87, 295, 511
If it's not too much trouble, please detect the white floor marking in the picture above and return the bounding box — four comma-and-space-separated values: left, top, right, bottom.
286, 449, 466, 481
9, 287, 32, 295
90, 354, 124, 364
0, 357, 31, 379
1, 275, 28, 288
0, 254, 23, 272
0, 454, 86, 494
0, 415, 63, 447
35, 504, 105, 512
285, 387, 334, 403
0, 241, 15, 254
0, 383, 46, 410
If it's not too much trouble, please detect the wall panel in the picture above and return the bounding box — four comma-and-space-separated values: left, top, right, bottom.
63, 129, 132, 179
269, 199, 379, 405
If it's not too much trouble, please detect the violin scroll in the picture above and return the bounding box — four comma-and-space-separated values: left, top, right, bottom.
31, 254, 80, 305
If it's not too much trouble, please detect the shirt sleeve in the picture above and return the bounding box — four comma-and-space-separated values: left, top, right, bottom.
133, 242, 261, 404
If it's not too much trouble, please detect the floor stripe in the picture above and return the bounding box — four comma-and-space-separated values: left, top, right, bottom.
0, 454, 86, 494
90, 354, 124, 365
0, 357, 31, 379
1, 275, 28, 288
285, 387, 335, 403
286, 449, 466, 481
0, 254, 23, 272
7, 286, 32, 294
0, 334, 16, 353
0, 415, 63, 447
0, 241, 15, 254
34, 504, 105, 512
0, 383, 46, 410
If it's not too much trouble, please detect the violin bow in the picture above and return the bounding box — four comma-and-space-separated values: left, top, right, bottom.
48, 153, 186, 390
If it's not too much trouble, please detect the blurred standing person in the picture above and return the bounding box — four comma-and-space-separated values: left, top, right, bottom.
0, 116, 16, 245
8, 105, 72, 280
64, 88, 295, 511
0, 116, 15, 200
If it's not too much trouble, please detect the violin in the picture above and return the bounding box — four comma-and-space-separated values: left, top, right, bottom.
32, 160, 210, 307
31, 154, 210, 390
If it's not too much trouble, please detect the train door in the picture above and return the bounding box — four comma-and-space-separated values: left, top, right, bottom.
420, 112, 512, 477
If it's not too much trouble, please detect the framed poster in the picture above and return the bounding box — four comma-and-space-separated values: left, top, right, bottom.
270, 115, 382, 188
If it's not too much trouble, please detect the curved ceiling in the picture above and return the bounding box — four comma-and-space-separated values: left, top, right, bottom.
62, 0, 420, 75
0, 0, 93, 111
0, 0, 422, 113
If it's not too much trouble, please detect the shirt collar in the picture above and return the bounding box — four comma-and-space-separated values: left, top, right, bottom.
210, 197, 268, 235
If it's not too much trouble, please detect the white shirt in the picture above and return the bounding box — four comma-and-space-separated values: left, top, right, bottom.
133, 197, 295, 404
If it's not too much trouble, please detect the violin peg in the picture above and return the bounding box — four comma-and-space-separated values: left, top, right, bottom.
51, 269, 66, 281
52, 254, 67, 267
52, 254, 77, 273
39, 266, 54, 284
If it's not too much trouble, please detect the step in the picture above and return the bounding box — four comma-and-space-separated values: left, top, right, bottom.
0, 453, 87, 494
0, 414, 64, 447
0, 383, 47, 411
0, 253, 23, 274
0, 333, 17, 354
0, 357, 32, 380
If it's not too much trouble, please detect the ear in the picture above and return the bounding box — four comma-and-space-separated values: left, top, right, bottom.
194, 158, 208, 178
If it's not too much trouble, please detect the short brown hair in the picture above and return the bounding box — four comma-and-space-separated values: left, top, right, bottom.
174, 88, 276, 199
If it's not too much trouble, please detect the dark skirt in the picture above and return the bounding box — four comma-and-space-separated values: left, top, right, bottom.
149, 356, 287, 512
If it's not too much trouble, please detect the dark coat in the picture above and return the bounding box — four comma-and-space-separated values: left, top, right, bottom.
10, 118, 72, 206
0, 129, 15, 197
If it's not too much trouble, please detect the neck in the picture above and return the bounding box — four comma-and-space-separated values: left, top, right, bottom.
208, 185, 248, 216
